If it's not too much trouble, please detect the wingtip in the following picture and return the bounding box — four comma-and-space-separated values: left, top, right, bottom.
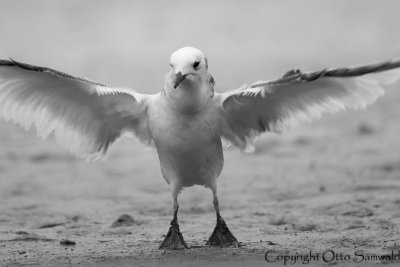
8, 58, 25, 68
5, 58, 42, 72
0, 58, 16, 66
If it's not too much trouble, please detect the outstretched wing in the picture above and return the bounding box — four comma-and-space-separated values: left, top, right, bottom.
0, 59, 152, 160
218, 59, 400, 152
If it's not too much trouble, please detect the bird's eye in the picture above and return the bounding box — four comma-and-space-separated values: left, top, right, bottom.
193, 61, 200, 69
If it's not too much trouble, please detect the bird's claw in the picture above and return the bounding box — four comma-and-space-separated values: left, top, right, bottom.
206, 217, 238, 246
159, 220, 188, 250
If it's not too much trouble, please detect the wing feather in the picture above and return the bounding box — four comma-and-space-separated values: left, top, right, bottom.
0, 60, 152, 160
219, 59, 400, 152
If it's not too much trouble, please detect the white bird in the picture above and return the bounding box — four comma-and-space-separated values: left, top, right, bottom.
1, 47, 400, 249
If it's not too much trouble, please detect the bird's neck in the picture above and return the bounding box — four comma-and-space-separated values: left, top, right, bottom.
163, 74, 214, 114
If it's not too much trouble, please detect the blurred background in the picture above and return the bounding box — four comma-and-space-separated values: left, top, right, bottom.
1, 1, 400, 265
1, 0, 399, 92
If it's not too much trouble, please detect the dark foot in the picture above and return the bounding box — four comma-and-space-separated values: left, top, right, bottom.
206, 217, 238, 246
159, 220, 188, 250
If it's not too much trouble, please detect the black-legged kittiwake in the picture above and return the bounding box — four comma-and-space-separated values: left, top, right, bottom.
1, 47, 400, 249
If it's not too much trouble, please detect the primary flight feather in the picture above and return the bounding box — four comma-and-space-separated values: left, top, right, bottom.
0, 47, 399, 249
0, 59, 151, 160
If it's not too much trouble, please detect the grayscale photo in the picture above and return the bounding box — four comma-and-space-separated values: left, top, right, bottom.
1, 1, 400, 266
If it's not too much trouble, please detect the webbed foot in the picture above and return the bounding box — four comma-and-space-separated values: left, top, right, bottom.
206, 217, 238, 246
159, 220, 188, 249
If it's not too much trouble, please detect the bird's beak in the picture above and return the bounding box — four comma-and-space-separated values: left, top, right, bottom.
174, 72, 188, 89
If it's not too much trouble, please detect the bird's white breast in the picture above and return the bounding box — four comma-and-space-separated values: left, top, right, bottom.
147, 94, 223, 189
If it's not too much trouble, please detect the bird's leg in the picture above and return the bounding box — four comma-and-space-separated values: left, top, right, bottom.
206, 189, 238, 246
159, 193, 188, 249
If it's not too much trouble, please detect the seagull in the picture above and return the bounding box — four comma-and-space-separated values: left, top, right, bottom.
1, 47, 400, 249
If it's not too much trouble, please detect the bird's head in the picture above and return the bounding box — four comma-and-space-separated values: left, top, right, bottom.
169, 47, 208, 89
